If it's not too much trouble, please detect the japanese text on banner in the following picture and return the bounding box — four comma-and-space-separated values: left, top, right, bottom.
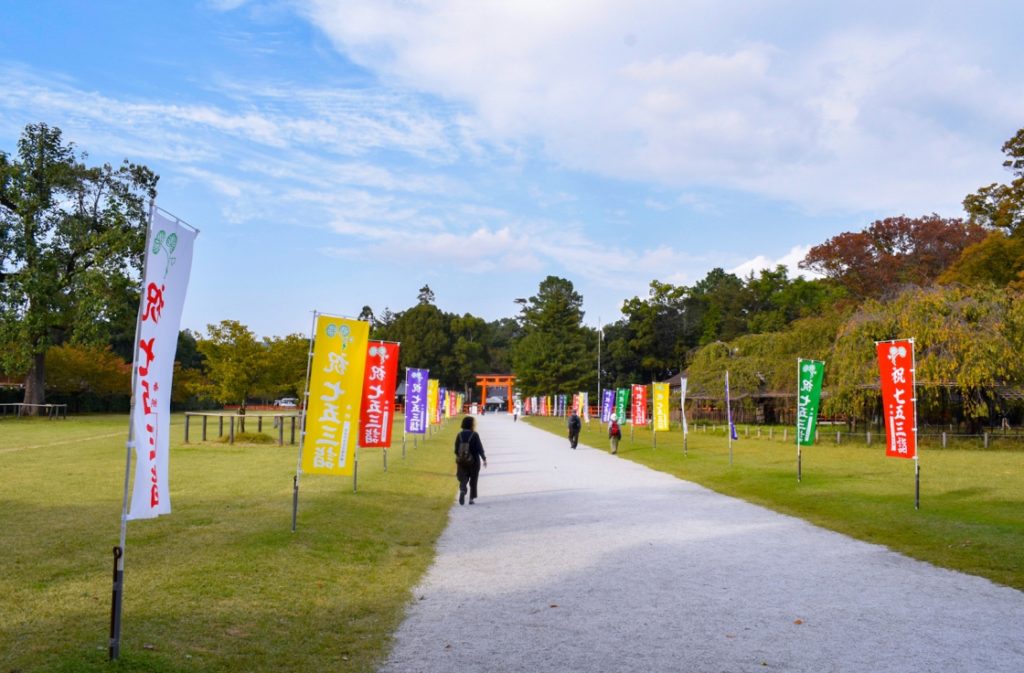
631, 384, 648, 425
601, 389, 615, 422
653, 382, 670, 431
302, 316, 369, 476
359, 341, 399, 448
615, 388, 629, 422
797, 359, 825, 446
877, 340, 917, 459
127, 212, 197, 520
427, 379, 440, 425
404, 368, 429, 434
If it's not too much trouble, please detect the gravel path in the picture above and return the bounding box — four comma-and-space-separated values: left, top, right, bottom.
379, 414, 1024, 673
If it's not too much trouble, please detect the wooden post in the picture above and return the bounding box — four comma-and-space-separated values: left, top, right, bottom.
203, 415, 208, 441
184, 414, 190, 444
229, 416, 235, 444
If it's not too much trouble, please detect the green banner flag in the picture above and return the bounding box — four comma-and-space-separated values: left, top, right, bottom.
615, 387, 629, 421
797, 358, 825, 446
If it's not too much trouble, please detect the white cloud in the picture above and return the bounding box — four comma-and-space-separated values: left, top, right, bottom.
299, 1, 1023, 216
730, 245, 821, 280
0, 65, 460, 166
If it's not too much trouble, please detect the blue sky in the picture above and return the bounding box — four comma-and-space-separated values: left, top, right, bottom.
2, 1, 1021, 338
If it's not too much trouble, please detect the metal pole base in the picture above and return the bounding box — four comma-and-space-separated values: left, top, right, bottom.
291, 475, 299, 532
109, 546, 124, 660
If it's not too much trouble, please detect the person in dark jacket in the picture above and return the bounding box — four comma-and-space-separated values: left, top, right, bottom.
567, 409, 582, 449
454, 416, 487, 505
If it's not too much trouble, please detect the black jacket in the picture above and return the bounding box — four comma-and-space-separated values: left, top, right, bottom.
454, 430, 486, 463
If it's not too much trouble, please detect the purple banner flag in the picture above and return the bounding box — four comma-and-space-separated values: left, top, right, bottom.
601, 389, 615, 422
404, 368, 429, 434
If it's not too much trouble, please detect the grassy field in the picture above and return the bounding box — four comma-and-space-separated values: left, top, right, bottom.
1, 414, 459, 673
526, 416, 1024, 591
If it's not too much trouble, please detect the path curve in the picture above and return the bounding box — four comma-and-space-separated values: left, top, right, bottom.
379, 414, 1024, 673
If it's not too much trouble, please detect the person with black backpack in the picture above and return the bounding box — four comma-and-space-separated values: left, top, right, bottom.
454, 416, 487, 505
567, 409, 582, 449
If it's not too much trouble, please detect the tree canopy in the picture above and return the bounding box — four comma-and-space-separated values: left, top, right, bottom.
963, 128, 1024, 233
511, 276, 595, 395
799, 215, 986, 300
0, 123, 157, 408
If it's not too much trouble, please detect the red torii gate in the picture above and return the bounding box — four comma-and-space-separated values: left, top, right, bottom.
475, 374, 516, 413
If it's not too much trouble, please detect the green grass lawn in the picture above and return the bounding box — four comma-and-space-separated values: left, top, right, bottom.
1, 414, 459, 673
528, 416, 1024, 591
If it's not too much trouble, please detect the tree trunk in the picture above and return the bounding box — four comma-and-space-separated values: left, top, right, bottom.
23, 351, 46, 414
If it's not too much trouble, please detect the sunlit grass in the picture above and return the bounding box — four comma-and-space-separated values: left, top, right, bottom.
1, 413, 459, 672
526, 416, 1024, 590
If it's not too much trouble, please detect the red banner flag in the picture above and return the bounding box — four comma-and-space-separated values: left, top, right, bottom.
358, 341, 400, 448
631, 384, 648, 425
876, 339, 916, 459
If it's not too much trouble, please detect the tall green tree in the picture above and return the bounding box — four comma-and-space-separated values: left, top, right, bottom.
612, 280, 690, 384
511, 276, 595, 395
447, 313, 492, 395
939, 231, 1024, 288
963, 127, 1024, 233
944, 128, 1024, 288
195, 320, 267, 412
689, 268, 748, 344
376, 301, 455, 384
0, 123, 157, 409
484, 317, 521, 374
261, 333, 309, 401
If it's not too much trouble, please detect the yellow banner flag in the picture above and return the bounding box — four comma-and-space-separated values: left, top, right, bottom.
302, 315, 369, 476
427, 379, 440, 425
653, 382, 670, 432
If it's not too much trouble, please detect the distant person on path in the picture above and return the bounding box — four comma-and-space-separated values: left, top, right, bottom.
454, 416, 487, 505
567, 409, 582, 449
608, 415, 622, 454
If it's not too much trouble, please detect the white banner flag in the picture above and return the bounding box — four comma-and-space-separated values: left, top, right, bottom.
680, 377, 688, 436
127, 211, 197, 520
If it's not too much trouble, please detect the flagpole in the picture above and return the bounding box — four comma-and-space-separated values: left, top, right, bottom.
292, 310, 318, 532
109, 200, 156, 661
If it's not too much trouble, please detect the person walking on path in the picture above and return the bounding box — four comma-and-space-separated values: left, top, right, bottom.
454, 416, 487, 505
608, 414, 622, 454
567, 409, 582, 449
